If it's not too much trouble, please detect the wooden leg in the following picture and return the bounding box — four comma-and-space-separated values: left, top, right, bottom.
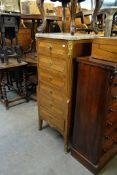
104, 12, 113, 37
0, 85, 3, 99
64, 124, 69, 153
70, 0, 77, 35
1, 72, 8, 109
39, 118, 43, 130
23, 68, 29, 102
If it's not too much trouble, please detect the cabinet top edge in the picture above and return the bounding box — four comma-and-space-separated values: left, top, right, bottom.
76, 56, 117, 70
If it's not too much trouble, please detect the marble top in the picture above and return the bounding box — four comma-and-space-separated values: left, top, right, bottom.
35, 33, 99, 40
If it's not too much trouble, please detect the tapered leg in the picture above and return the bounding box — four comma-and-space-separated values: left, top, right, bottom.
39, 118, 43, 130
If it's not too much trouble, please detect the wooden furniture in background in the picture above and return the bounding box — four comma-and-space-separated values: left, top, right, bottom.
0, 59, 28, 109
36, 33, 96, 152
71, 56, 117, 174
6, 28, 31, 53
91, 38, 117, 62
22, 53, 38, 101
21, 14, 62, 52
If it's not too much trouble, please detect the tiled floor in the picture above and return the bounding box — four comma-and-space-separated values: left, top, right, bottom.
0, 101, 117, 175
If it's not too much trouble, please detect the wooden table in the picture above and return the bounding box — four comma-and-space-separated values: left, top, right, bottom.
21, 14, 62, 52
0, 59, 28, 109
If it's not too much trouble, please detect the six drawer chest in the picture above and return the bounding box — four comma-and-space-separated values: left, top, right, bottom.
36, 33, 97, 152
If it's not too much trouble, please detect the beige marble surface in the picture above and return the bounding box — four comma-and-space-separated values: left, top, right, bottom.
35, 33, 99, 40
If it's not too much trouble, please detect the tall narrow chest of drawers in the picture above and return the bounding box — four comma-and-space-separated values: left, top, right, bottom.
71, 57, 117, 174
36, 33, 96, 152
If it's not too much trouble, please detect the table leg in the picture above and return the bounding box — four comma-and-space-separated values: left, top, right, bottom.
1, 72, 8, 109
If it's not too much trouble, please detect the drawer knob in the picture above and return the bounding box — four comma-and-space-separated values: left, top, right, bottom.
112, 96, 117, 100
114, 71, 117, 75
105, 121, 113, 127
104, 135, 111, 140
48, 76, 53, 81
50, 103, 53, 107
49, 90, 53, 94
114, 82, 117, 86
114, 140, 117, 145
48, 45, 52, 50
108, 108, 115, 113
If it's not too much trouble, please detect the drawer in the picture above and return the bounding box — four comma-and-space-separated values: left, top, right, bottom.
110, 100, 117, 109
39, 82, 65, 104
38, 39, 68, 58
103, 122, 117, 136
39, 55, 67, 74
39, 94, 66, 120
4, 16, 15, 26
39, 68, 66, 89
39, 107, 65, 133
106, 112, 117, 123
102, 137, 114, 153
112, 74, 117, 85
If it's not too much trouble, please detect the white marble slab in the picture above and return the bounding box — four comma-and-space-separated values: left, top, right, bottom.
35, 33, 99, 40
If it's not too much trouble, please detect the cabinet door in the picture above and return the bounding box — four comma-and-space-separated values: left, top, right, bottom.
72, 62, 109, 164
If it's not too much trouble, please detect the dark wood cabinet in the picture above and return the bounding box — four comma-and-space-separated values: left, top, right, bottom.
71, 57, 117, 174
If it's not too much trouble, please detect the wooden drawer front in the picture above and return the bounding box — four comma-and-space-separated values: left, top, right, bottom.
104, 122, 117, 136
106, 112, 117, 124
39, 55, 67, 74
39, 94, 66, 120
104, 110, 117, 133
102, 137, 114, 153
39, 39, 68, 58
102, 124, 117, 153
39, 107, 65, 133
112, 74, 117, 85
39, 68, 66, 89
110, 100, 117, 109
39, 82, 65, 104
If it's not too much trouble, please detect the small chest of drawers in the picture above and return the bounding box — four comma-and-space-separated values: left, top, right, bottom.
71, 57, 117, 174
36, 36, 92, 152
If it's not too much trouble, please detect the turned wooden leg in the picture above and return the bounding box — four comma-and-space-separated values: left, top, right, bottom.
70, 0, 77, 35
1, 72, 8, 109
39, 118, 43, 130
23, 68, 29, 102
